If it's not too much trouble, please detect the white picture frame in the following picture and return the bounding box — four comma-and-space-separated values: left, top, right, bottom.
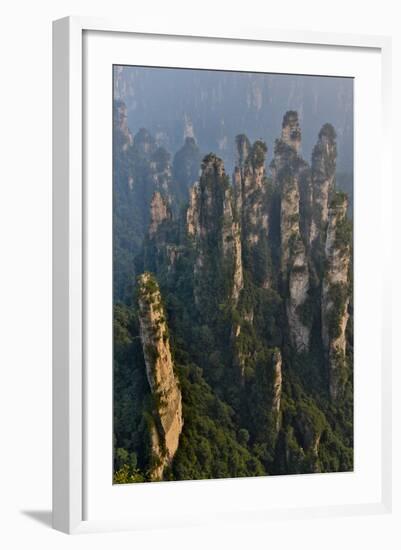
52, 16, 392, 534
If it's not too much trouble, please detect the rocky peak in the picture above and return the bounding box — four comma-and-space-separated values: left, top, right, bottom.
310, 124, 337, 243
172, 137, 201, 203
270, 138, 298, 184
134, 127, 157, 157
281, 110, 301, 153
187, 154, 243, 308
201, 153, 226, 179
137, 272, 183, 480
235, 134, 251, 168
270, 112, 302, 182
233, 136, 269, 267
194, 154, 228, 239
183, 136, 197, 148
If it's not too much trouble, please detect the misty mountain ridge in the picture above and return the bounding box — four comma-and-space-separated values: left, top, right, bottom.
114, 66, 353, 174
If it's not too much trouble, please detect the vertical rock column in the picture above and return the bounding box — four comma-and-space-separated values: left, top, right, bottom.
310, 124, 337, 247
114, 100, 133, 152
145, 191, 179, 274
233, 135, 270, 288
321, 194, 351, 399
149, 191, 171, 237
138, 272, 183, 480
280, 169, 311, 352
273, 113, 311, 352
234, 136, 269, 248
281, 110, 301, 153
186, 154, 243, 308
222, 186, 243, 303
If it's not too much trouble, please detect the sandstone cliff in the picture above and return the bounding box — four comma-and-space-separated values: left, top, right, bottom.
146, 192, 180, 274
281, 110, 301, 153
114, 100, 133, 152
233, 135, 270, 288
310, 124, 337, 247
137, 272, 183, 480
187, 154, 243, 308
273, 114, 311, 352
149, 191, 172, 236
321, 193, 351, 399
233, 136, 269, 247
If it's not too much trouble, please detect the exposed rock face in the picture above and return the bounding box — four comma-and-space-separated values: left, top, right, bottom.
149, 191, 172, 236
132, 129, 173, 199
279, 161, 301, 276
149, 148, 173, 196
272, 349, 283, 431
114, 100, 133, 151
270, 112, 300, 182
186, 182, 200, 238
234, 136, 269, 249
146, 192, 179, 274
233, 136, 271, 292
272, 112, 314, 252
310, 124, 337, 246
137, 273, 183, 480
222, 187, 244, 303
276, 150, 310, 351
187, 154, 243, 307
286, 238, 311, 352
321, 193, 351, 399
297, 165, 314, 252
231, 228, 243, 303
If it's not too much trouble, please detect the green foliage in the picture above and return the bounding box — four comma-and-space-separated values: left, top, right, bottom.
113, 464, 146, 484
138, 271, 159, 294
245, 348, 280, 461
249, 140, 267, 168
319, 123, 337, 142
330, 190, 348, 209
336, 172, 354, 217
171, 364, 265, 480
334, 216, 352, 251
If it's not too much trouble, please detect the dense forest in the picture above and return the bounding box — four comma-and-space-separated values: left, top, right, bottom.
113, 93, 353, 483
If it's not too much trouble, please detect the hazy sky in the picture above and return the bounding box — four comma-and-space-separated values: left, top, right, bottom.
114, 65, 353, 172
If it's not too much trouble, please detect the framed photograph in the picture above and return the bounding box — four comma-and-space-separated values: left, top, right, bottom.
52, 17, 392, 534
